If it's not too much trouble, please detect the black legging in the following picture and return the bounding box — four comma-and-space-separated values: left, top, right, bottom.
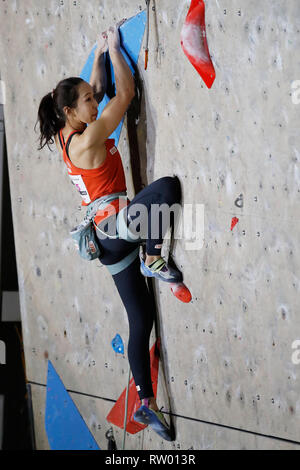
96, 176, 181, 400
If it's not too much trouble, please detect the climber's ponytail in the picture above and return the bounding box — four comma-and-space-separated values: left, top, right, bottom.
34, 76, 84, 151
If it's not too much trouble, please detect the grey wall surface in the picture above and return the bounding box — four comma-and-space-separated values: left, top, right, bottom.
0, 0, 300, 450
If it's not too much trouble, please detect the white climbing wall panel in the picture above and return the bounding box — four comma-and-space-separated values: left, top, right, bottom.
0, 0, 300, 449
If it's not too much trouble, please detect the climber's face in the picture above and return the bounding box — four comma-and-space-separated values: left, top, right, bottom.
64, 81, 98, 125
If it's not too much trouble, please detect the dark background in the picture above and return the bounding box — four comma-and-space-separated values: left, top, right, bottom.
0, 114, 34, 450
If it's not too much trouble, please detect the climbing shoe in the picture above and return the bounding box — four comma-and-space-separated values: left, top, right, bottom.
133, 405, 173, 441
140, 257, 183, 283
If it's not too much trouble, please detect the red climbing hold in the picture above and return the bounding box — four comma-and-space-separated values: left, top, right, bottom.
230, 217, 239, 231
180, 0, 216, 88
106, 339, 160, 434
170, 282, 192, 303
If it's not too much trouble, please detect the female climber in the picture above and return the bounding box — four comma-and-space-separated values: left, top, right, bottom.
35, 22, 183, 442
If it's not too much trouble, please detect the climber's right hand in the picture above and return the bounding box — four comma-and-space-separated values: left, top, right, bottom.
107, 19, 126, 52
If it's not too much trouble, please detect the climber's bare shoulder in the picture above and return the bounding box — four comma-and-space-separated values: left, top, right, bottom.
54, 129, 107, 170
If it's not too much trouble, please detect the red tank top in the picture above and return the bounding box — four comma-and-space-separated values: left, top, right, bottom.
58, 129, 130, 225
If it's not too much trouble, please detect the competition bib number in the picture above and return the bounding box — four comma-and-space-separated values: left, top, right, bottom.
68, 174, 91, 204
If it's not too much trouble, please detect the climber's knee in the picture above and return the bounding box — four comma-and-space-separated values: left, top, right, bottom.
159, 176, 182, 205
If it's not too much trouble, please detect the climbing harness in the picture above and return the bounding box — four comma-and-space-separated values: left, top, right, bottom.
70, 191, 141, 275
70, 215, 102, 261
70, 191, 126, 261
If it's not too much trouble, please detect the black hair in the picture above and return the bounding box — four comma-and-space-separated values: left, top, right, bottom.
34, 76, 84, 151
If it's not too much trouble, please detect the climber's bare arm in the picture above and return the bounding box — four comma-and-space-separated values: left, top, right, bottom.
85, 23, 135, 147
89, 33, 108, 104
